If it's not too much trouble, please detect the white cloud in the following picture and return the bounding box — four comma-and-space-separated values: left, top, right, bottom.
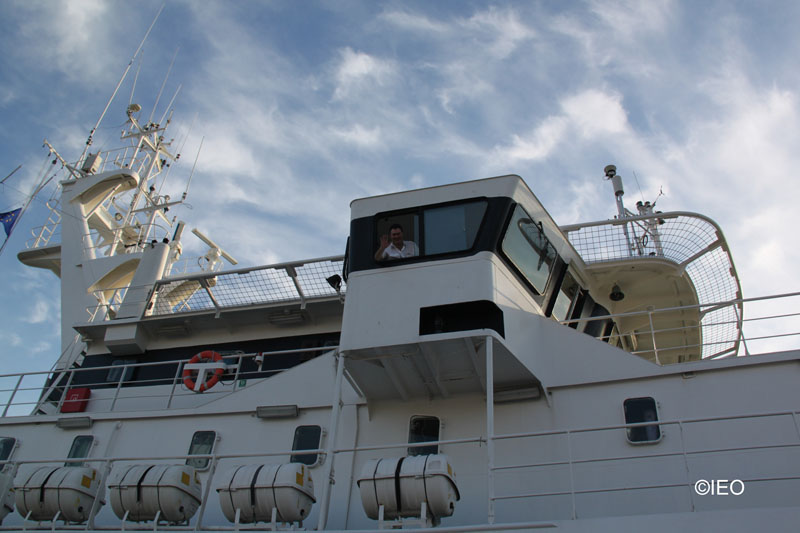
434, 62, 494, 114
587, 0, 675, 42
490, 89, 629, 168
331, 124, 384, 149
332, 48, 396, 101
10, 0, 123, 82
26, 298, 50, 324
561, 89, 630, 138
0, 331, 23, 347
462, 6, 536, 59
379, 10, 451, 34
495, 116, 568, 163
28, 340, 51, 357
553, 0, 676, 78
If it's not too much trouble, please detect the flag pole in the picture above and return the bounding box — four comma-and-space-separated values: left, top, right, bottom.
0, 157, 56, 257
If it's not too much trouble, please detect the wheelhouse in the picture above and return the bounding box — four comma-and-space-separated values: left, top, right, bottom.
343, 175, 612, 352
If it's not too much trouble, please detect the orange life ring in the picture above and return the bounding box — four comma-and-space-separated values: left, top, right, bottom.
183, 350, 224, 392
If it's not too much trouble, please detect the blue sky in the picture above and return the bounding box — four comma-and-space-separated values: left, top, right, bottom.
0, 0, 799, 376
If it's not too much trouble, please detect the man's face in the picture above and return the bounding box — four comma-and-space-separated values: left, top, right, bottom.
390, 228, 403, 247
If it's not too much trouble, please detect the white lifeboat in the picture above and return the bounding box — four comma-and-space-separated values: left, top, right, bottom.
14, 466, 101, 523
108, 464, 201, 523
358, 453, 459, 522
216, 463, 315, 524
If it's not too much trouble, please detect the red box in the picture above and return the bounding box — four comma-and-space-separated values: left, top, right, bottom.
61, 387, 91, 413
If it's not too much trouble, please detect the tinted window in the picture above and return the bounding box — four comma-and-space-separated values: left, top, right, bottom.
408, 416, 439, 456
0, 438, 15, 462
186, 431, 216, 469
624, 397, 661, 443
65, 435, 93, 467
291, 425, 322, 466
423, 202, 487, 255
502, 205, 557, 294
552, 271, 580, 322
107, 359, 136, 385
375, 200, 487, 261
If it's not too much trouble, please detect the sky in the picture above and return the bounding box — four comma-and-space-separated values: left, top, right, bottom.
0, 0, 798, 379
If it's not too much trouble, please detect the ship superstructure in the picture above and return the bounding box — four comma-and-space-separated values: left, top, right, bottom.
0, 95, 799, 533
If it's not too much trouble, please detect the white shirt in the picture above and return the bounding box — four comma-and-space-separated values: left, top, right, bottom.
381, 241, 418, 259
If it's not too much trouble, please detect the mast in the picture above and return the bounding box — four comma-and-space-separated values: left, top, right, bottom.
604, 164, 635, 257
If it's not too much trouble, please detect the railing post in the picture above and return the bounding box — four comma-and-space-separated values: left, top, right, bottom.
110, 363, 129, 412
648, 307, 661, 365
233, 353, 243, 386
2, 375, 24, 417
791, 411, 800, 442
317, 349, 345, 531
167, 361, 184, 409
55, 369, 76, 412
678, 420, 695, 512
732, 303, 750, 356
566, 430, 576, 519
486, 335, 495, 524
87, 458, 113, 530
285, 266, 307, 309
195, 456, 219, 530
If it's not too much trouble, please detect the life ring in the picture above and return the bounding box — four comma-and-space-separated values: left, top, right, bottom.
183, 350, 224, 392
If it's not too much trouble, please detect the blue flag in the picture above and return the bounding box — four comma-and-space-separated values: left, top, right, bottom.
0, 208, 21, 237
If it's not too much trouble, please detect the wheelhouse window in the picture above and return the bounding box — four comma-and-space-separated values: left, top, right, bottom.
291, 425, 322, 466
186, 430, 216, 470
551, 270, 581, 322
375, 200, 488, 262
408, 415, 440, 456
501, 204, 558, 294
65, 435, 94, 467
624, 397, 661, 444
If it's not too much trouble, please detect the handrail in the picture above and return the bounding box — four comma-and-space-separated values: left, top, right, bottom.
144, 256, 346, 318
0, 347, 337, 418
561, 211, 744, 359
488, 409, 800, 518
2, 408, 799, 530
560, 290, 800, 361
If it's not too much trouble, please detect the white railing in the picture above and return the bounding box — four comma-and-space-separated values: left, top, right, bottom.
27, 202, 62, 249
488, 409, 800, 519
0, 347, 334, 418
145, 256, 346, 317
1, 407, 799, 530
562, 212, 744, 359
11, 291, 800, 419
84, 256, 344, 326
562, 291, 800, 361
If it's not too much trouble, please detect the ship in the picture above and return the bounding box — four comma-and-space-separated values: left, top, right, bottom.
0, 48, 799, 533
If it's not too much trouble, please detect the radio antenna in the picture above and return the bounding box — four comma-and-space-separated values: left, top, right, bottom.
77, 3, 165, 166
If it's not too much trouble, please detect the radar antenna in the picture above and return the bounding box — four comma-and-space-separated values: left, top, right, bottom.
192, 228, 238, 271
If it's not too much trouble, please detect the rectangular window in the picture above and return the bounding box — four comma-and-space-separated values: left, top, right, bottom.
291, 425, 322, 466
624, 397, 661, 443
0, 437, 16, 462
551, 271, 580, 322
583, 302, 612, 339
65, 435, 94, 467
375, 200, 488, 262
408, 416, 440, 456
186, 430, 216, 470
423, 202, 487, 255
501, 205, 557, 294
106, 359, 136, 385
